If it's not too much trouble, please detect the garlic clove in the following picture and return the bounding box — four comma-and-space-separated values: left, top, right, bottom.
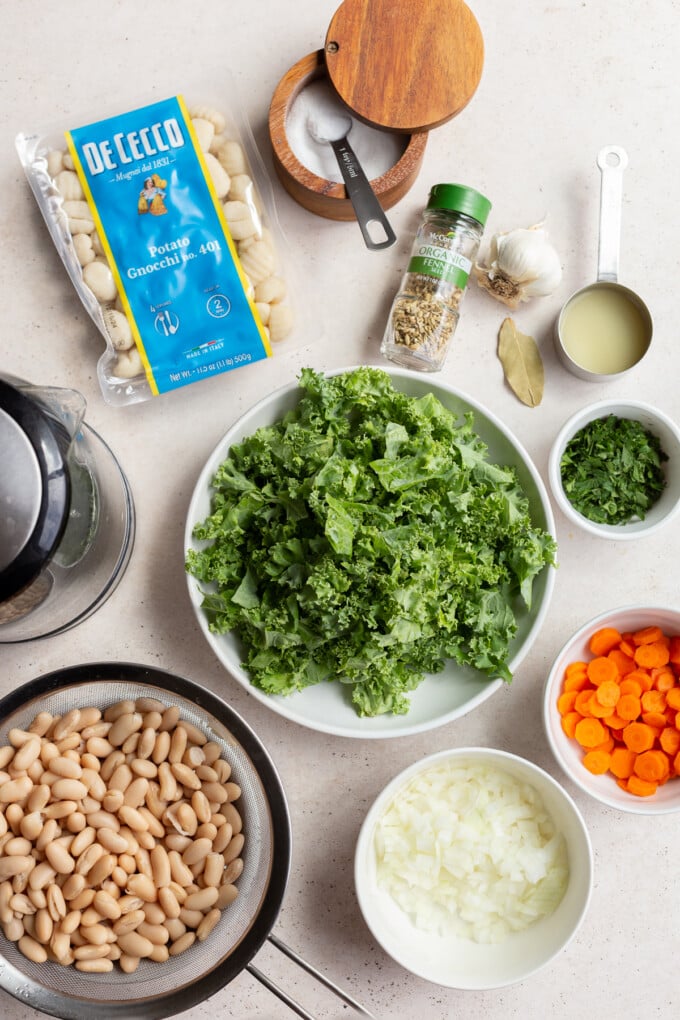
475, 223, 562, 307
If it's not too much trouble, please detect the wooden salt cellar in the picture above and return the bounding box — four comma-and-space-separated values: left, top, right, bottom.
268, 0, 485, 222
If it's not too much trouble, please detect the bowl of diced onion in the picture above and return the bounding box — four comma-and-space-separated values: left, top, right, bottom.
354, 747, 592, 989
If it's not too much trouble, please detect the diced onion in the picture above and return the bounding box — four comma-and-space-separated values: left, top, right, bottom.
374, 762, 569, 943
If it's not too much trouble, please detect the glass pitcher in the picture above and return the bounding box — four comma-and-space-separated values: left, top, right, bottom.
0, 375, 135, 642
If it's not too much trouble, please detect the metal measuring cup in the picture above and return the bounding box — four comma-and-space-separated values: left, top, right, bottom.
555, 145, 653, 380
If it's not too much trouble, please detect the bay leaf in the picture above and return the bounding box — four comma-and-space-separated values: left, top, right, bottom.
497, 317, 544, 407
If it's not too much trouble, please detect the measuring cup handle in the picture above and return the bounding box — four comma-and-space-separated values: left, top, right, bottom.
329, 137, 397, 251
596, 145, 628, 283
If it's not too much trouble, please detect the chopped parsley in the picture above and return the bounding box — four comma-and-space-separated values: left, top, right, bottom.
560, 414, 667, 525
186, 367, 556, 717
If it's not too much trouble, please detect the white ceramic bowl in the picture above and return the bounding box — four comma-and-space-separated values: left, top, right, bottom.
544, 605, 680, 814
185, 367, 556, 739
354, 746, 593, 989
548, 399, 680, 540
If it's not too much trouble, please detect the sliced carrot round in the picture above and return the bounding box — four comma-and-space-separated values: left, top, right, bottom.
626, 775, 658, 797
564, 671, 590, 692
632, 625, 664, 646
641, 689, 667, 714
607, 648, 635, 676
634, 749, 670, 783
622, 721, 655, 753
587, 695, 613, 719
642, 711, 668, 730
588, 627, 622, 657
582, 749, 611, 775
634, 642, 671, 669
557, 690, 578, 715
617, 693, 641, 721
595, 680, 620, 708
609, 747, 636, 779
587, 656, 619, 686
652, 669, 675, 693
574, 717, 607, 748
665, 688, 680, 711
560, 711, 581, 739
660, 727, 680, 757
574, 689, 596, 716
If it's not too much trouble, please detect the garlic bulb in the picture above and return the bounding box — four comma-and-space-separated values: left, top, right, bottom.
474, 224, 562, 309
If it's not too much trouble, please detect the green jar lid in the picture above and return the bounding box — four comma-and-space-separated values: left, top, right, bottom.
427, 184, 492, 225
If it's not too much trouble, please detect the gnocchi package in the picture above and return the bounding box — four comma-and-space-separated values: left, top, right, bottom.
16, 95, 304, 405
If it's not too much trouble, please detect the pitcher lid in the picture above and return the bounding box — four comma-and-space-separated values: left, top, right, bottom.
0, 379, 70, 604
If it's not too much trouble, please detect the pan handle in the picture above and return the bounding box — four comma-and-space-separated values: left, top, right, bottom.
246, 933, 377, 1019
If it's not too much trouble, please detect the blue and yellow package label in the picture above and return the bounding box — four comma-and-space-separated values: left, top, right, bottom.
66, 96, 271, 395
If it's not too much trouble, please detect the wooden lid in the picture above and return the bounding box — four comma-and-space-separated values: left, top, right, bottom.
324, 0, 484, 133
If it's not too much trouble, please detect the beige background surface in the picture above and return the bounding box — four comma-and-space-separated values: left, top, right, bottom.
1, 1, 679, 1018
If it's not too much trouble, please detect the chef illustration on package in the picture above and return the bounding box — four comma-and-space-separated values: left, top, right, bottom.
138, 173, 168, 216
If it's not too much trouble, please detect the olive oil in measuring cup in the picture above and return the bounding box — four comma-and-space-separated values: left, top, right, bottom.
559, 283, 650, 375
555, 146, 653, 381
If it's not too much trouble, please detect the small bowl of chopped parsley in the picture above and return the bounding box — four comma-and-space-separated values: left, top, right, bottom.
548, 400, 680, 539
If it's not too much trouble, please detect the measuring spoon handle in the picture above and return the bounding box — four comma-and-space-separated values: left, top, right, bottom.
329, 137, 397, 251
596, 145, 628, 283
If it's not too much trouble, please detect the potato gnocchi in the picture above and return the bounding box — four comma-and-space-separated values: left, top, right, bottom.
17, 99, 296, 404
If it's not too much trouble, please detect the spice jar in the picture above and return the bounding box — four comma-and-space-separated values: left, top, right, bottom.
380, 183, 491, 371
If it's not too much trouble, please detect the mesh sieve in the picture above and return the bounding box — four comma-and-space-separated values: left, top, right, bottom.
0, 662, 291, 1020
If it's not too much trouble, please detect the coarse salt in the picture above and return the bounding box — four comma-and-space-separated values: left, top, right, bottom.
285, 78, 406, 184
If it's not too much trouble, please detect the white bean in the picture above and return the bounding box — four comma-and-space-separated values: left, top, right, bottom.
0, 776, 32, 804
18, 933, 48, 963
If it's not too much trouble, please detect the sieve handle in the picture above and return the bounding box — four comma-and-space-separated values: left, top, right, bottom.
247, 962, 316, 1020
246, 934, 377, 1019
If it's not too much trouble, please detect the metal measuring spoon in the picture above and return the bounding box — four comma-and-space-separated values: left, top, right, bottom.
555, 145, 653, 380
307, 112, 396, 251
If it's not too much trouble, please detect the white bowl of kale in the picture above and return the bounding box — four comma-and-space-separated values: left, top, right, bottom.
185, 366, 557, 739
548, 400, 680, 540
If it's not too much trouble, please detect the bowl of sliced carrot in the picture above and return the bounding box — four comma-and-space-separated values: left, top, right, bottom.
544, 606, 680, 813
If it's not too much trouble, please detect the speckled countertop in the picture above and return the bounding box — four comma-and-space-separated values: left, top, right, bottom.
1, 2, 679, 1018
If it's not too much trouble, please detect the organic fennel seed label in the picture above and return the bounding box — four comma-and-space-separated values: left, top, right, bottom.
407, 237, 474, 289
66, 96, 270, 395
381, 183, 491, 373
